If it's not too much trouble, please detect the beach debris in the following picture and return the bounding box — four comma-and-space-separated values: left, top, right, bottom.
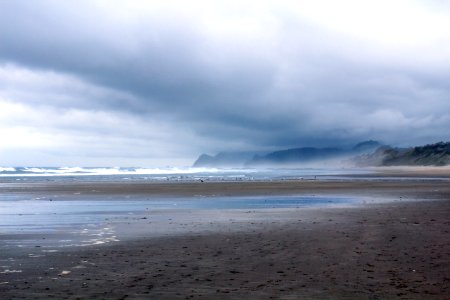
58, 270, 71, 276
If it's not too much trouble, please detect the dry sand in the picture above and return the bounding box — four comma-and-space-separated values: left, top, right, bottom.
1, 174, 449, 299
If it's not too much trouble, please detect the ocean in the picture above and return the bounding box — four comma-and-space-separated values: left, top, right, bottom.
0, 166, 370, 182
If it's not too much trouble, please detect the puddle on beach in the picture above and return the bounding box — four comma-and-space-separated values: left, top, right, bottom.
0, 195, 363, 250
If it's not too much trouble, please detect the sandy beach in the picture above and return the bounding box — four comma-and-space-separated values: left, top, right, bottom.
1, 173, 449, 299
3, 0, 450, 298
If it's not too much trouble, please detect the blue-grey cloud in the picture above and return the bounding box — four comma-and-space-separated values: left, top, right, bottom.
1, 0, 450, 166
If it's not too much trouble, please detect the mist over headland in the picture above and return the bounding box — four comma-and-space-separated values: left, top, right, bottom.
193, 141, 450, 168
1, 1, 449, 167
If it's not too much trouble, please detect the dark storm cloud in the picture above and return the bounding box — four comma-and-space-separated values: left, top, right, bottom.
0, 1, 278, 126
1, 0, 450, 165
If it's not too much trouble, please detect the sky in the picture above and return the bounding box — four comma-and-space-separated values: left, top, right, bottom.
0, 0, 449, 167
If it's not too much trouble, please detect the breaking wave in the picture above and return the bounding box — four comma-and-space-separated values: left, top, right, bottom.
0, 166, 239, 177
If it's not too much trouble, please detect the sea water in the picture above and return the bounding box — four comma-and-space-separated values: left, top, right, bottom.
0, 166, 369, 182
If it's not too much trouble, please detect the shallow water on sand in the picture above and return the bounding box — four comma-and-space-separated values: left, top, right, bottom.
0, 195, 359, 250
0, 195, 357, 232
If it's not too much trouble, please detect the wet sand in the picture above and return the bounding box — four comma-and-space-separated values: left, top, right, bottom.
2, 177, 450, 199
1, 176, 450, 299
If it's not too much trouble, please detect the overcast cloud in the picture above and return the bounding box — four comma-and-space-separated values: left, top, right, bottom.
1, 0, 449, 166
